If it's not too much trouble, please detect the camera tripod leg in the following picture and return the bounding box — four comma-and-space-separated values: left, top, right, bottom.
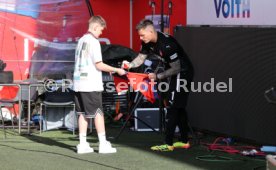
112, 92, 158, 140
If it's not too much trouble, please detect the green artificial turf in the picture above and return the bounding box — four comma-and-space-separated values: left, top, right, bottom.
0, 126, 266, 170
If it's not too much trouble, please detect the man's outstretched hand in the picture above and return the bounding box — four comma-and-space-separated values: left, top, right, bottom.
148, 73, 157, 80
121, 60, 131, 70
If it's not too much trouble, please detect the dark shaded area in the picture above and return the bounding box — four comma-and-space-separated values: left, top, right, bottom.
29, 46, 75, 80
29, 44, 137, 80
174, 26, 276, 145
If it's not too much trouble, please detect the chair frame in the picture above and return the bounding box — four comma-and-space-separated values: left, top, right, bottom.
39, 100, 76, 135
0, 84, 22, 137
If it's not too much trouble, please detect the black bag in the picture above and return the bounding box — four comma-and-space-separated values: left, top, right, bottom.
44, 88, 74, 103
0, 71, 13, 83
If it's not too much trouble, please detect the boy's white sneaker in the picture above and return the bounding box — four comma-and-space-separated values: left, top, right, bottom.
77, 142, 94, 154
99, 141, 117, 154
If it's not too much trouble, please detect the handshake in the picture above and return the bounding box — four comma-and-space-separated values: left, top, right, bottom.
121, 60, 132, 70
120, 60, 157, 80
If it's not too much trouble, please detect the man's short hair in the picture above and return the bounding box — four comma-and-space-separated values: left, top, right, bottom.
136, 19, 154, 30
89, 15, 107, 28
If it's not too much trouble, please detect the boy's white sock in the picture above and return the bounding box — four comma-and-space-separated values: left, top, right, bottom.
79, 133, 87, 145
98, 132, 107, 143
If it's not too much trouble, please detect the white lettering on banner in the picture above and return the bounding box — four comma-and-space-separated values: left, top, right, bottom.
214, 0, 250, 18
187, 0, 276, 26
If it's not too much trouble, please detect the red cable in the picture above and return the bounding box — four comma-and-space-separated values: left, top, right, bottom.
202, 137, 266, 156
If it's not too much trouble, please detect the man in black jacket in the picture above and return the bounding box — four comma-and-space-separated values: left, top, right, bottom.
123, 19, 194, 151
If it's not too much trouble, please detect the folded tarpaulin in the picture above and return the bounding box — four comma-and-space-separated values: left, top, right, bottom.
113, 72, 156, 103
113, 74, 129, 95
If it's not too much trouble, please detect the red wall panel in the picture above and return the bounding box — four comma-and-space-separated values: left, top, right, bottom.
0, 12, 36, 80
92, 0, 130, 47
37, 0, 131, 47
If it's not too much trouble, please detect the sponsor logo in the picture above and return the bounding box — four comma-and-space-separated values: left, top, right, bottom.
214, 0, 250, 18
